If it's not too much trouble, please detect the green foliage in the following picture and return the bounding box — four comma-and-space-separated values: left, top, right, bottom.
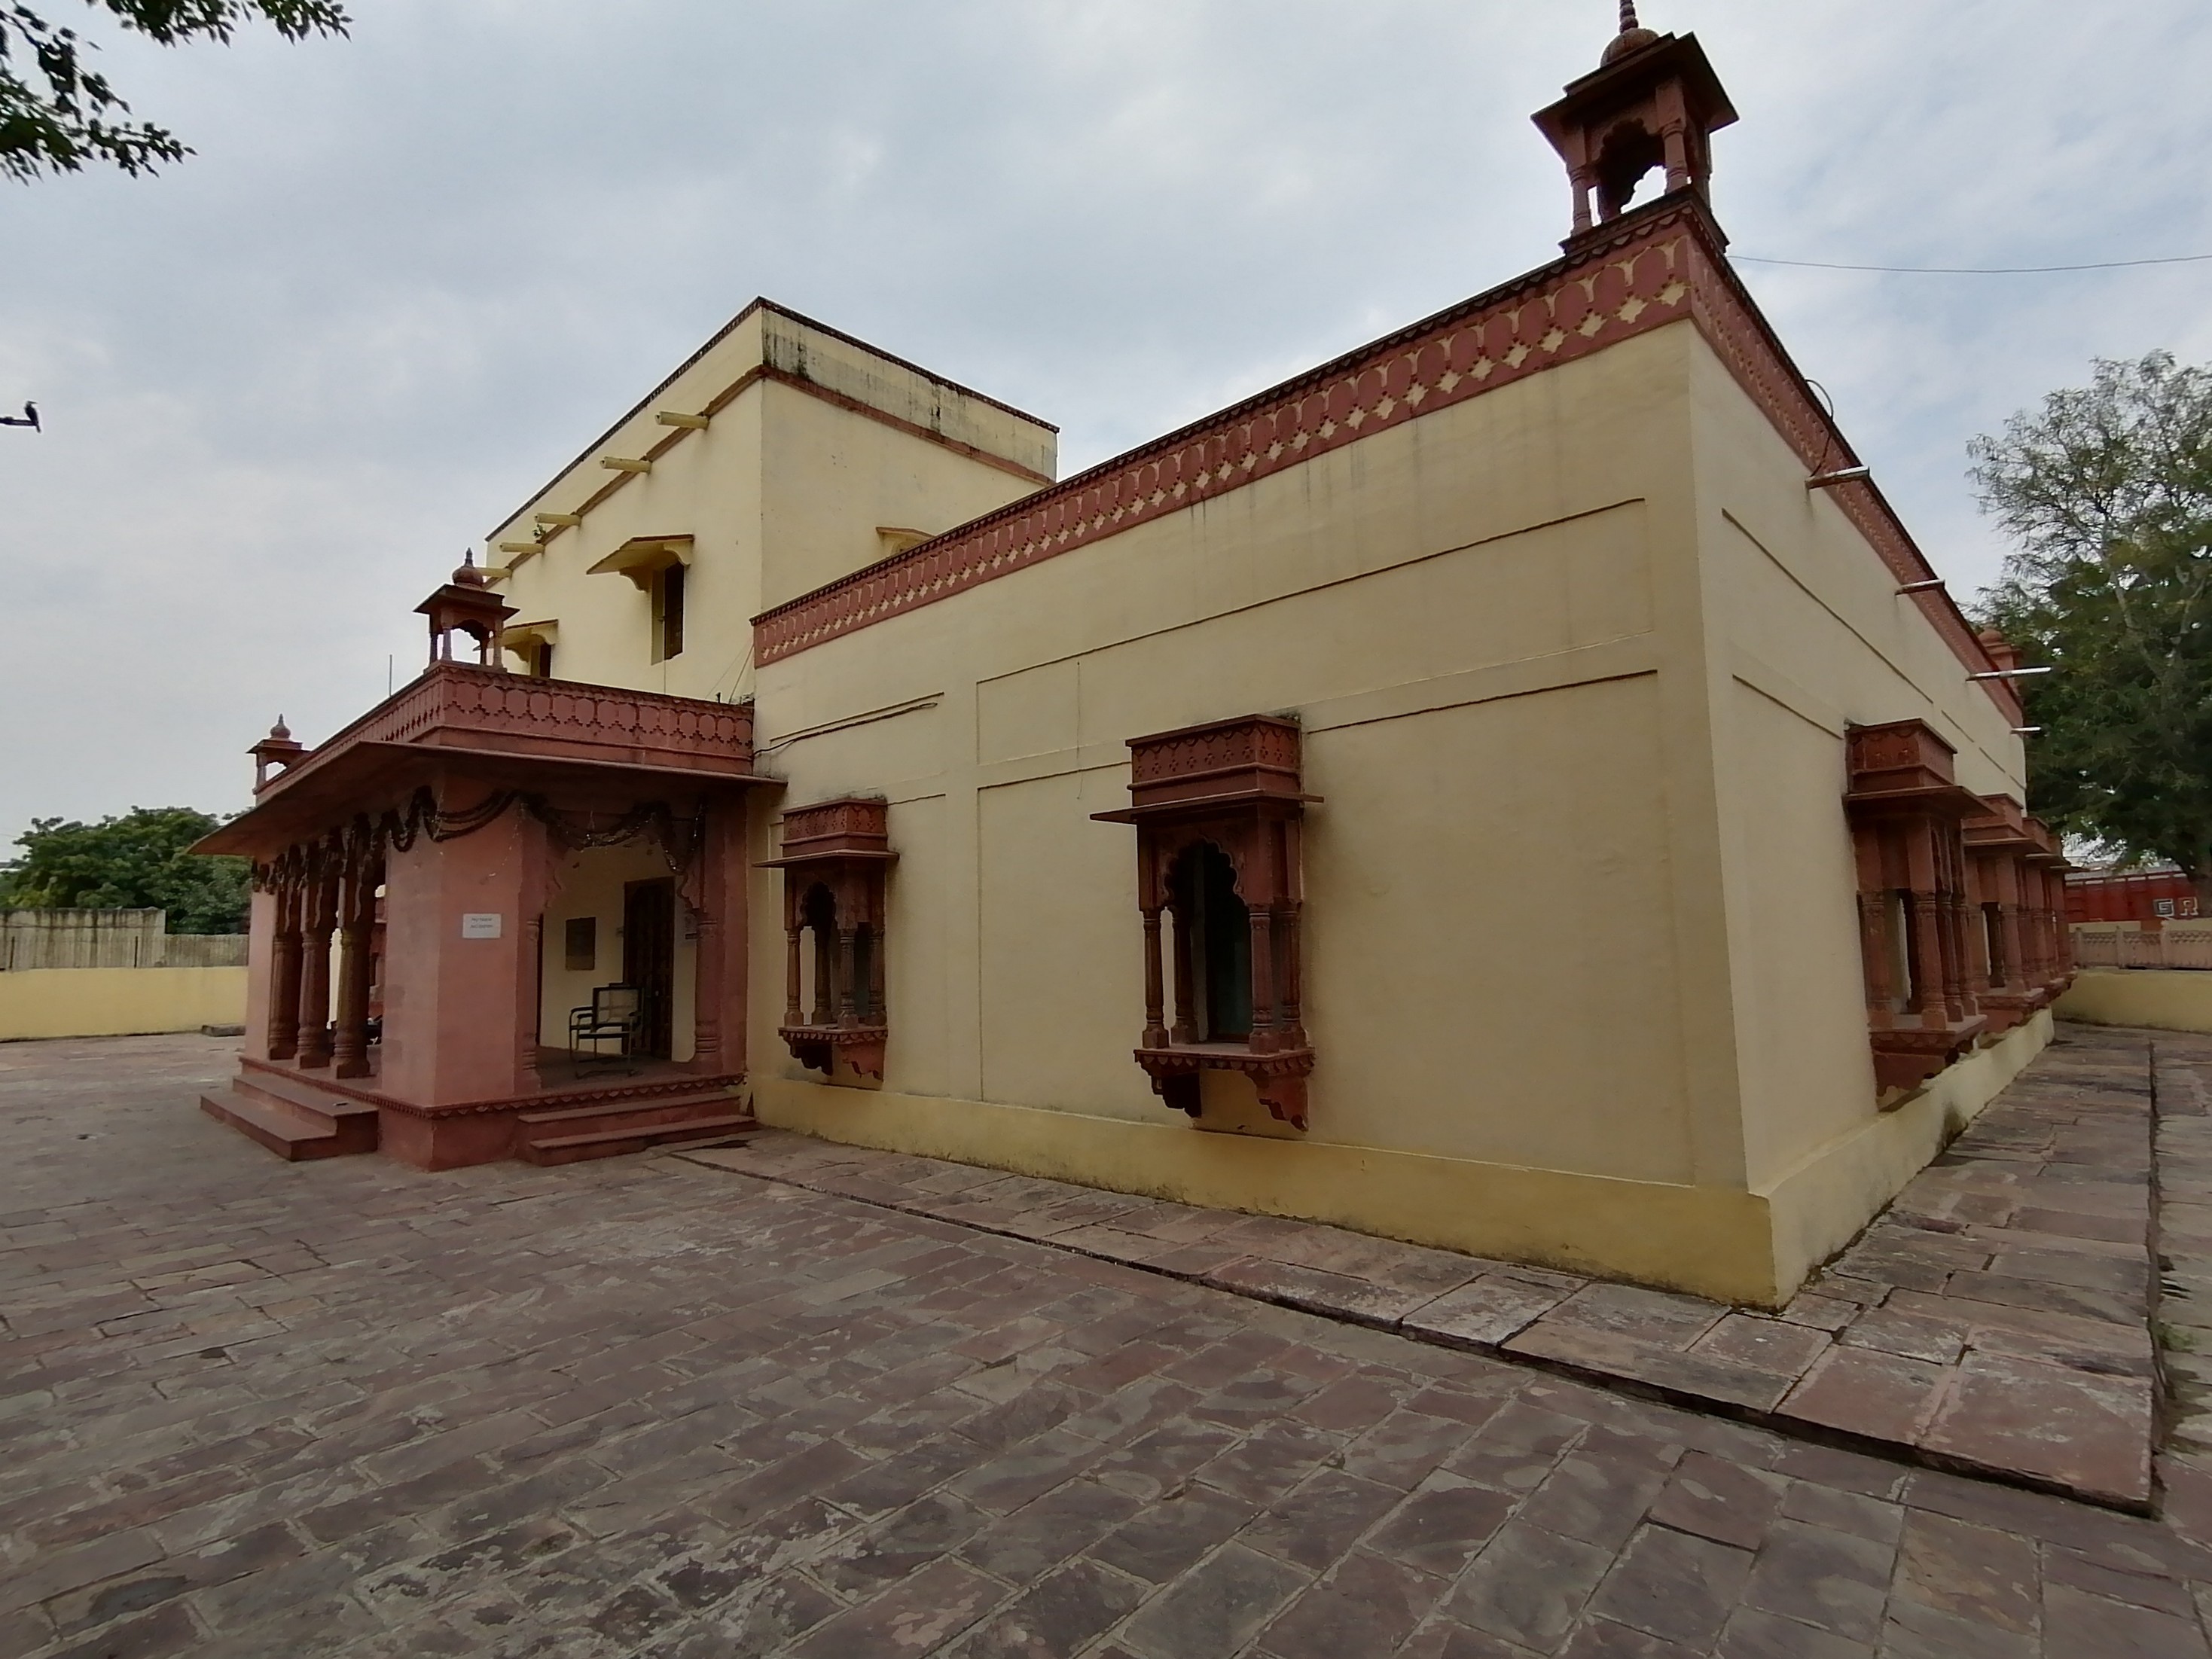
1973, 351, 2212, 900
0, 807, 251, 932
2, 0, 349, 182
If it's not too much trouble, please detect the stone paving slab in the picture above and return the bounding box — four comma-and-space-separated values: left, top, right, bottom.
2152, 1032, 2212, 1476
681, 1024, 2162, 1508
11, 1032, 2212, 1657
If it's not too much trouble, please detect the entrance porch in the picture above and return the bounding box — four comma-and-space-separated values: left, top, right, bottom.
195, 652, 771, 1169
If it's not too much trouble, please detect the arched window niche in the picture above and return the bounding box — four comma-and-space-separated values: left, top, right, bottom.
761, 797, 893, 1081
1094, 714, 1317, 1130
1167, 840, 1252, 1043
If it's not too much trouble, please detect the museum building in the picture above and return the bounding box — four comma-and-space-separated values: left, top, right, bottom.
199, 11, 2073, 1306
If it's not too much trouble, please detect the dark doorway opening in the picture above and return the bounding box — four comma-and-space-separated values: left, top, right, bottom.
1173, 841, 1251, 1041
623, 877, 676, 1060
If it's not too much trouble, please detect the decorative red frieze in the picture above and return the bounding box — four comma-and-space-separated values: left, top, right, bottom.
1844, 721, 1989, 1096
1094, 715, 1315, 1130
756, 206, 1703, 665
751, 195, 2017, 725
759, 798, 894, 1081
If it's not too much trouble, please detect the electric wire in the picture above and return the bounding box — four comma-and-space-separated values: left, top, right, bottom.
1733, 252, 2212, 275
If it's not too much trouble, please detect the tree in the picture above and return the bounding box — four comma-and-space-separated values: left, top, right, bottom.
0, 807, 251, 932
2, 0, 349, 183
1973, 350, 2212, 910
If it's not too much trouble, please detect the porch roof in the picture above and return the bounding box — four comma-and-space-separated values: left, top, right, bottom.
200, 663, 770, 855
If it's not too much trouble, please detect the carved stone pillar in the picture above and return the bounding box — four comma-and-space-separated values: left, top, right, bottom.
296, 849, 339, 1069
783, 925, 804, 1027
810, 927, 835, 1026
1140, 909, 1169, 1049
869, 923, 887, 1026
267, 867, 305, 1061
688, 795, 749, 1078
836, 926, 860, 1027
331, 850, 381, 1078
1169, 905, 1198, 1044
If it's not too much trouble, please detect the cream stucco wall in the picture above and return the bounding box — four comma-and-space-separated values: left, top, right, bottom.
740, 313, 2045, 1306
486, 303, 1054, 706
746, 324, 1737, 1261
452, 273, 2046, 1304
0, 968, 248, 1042
1685, 328, 2040, 1280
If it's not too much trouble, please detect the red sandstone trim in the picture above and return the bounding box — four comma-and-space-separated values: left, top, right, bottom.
252, 663, 758, 807
749, 197, 2015, 724
240, 1054, 746, 1120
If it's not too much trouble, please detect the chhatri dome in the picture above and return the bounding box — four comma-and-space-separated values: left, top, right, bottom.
1602, 0, 1661, 63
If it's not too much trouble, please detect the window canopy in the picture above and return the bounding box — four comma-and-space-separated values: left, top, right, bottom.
586, 535, 694, 592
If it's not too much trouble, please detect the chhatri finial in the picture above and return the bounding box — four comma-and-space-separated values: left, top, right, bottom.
451, 547, 487, 588
1603, 1, 1661, 65
270, 715, 291, 740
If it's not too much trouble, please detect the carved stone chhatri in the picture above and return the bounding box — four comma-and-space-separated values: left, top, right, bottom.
415, 554, 517, 669
760, 798, 894, 1081
1530, 11, 1738, 242
1094, 715, 1315, 1130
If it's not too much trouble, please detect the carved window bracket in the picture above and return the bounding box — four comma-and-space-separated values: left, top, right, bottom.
1096, 715, 1317, 1131
760, 799, 894, 1081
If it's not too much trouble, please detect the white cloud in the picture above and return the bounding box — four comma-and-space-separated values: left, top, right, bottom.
2, 0, 2207, 843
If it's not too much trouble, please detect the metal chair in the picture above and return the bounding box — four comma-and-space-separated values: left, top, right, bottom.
568, 983, 642, 1076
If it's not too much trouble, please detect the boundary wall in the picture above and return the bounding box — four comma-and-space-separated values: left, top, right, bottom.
0, 968, 248, 1043
2058, 969, 2212, 1036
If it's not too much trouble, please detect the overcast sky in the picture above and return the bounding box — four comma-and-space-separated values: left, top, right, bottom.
2, 0, 2207, 849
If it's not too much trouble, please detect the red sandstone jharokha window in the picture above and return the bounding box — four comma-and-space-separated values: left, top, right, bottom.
1094, 715, 1316, 1131
761, 799, 894, 1081
1844, 720, 2073, 1099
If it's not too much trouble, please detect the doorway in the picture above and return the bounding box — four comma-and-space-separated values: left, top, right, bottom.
622, 877, 676, 1060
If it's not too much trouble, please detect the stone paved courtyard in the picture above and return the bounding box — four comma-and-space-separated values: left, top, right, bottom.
11, 1035, 2212, 1656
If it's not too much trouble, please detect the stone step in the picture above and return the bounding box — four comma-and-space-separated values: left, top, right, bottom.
517, 1114, 757, 1166
234, 1066, 382, 1131
200, 1087, 378, 1161
517, 1091, 749, 1138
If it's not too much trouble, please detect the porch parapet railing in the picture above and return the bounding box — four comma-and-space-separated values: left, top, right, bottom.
2073, 923, 2212, 972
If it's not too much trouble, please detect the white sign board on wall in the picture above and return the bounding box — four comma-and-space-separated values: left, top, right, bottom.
460, 913, 503, 940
